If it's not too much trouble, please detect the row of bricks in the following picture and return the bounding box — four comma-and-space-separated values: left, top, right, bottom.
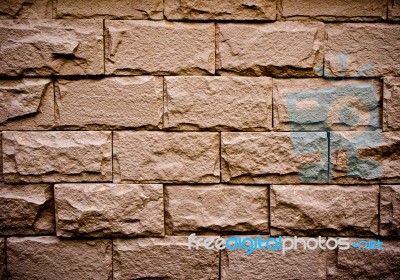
1, 76, 398, 131
0, 0, 398, 21
1, 20, 400, 77
1, 236, 399, 279
1, 183, 399, 237
1, 131, 400, 184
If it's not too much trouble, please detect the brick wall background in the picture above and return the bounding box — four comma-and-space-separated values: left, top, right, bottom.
0, 0, 400, 279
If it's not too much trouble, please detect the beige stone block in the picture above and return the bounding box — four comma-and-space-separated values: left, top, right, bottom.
114, 131, 220, 183
165, 185, 268, 234
0, 0, 52, 19
165, 76, 272, 131
55, 0, 163, 19
55, 183, 164, 237
8, 237, 112, 280
55, 77, 163, 129
105, 20, 215, 75
2, 131, 112, 183
165, 0, 276, 20
384, 77, 400, 131
216, 21, 324, 76
389, 0, 400, 20
380, 185, 400, 236
0, 20, 103, 76
114, 237, 219, 280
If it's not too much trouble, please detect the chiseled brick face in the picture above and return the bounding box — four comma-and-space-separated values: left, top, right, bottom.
0, 0, 52, 19
380, 185, 400, 236
164, 76, 272, 131
389, 0, 400, 20
384, 77, 400, 131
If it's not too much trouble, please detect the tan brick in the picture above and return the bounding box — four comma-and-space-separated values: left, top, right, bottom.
327, 239, 400, 279
0, 134, 2, 182
325, 24, 400, 77
105, 21, 215, 75
221, 132, 328, 184
55, 183, 163, 237
380, 185, 400, 236
2, 131, 112, 183
0, 0, 52, 19
0, 79, 54, 130
384, 77, 400, 131
270, 185, 378, 236
114, 237, 219, 280
114, 131, 220, 183
165, 185, 268, 234
280, 0, 386, 21
0, 20, 103, 76
330, 131, 400, 184
273, 78, 381, 131
8, 237, 112, 280
389, 0, 400, 20
0, 184, 54, 235
165, 76, 272, 131
165, 0, 276, 20
55, 77, 162, 129
55, 0, 163, 19
221, 236, 327, 280
0, 238, 3, 278
216, 21, 324, 76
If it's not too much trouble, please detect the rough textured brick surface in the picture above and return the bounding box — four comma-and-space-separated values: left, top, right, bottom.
327, 239, 400, 279
0, 238, 4, 278
55, 77, 163, 129
389, 0, 400, 20
114, 131, 220, 183
221, 132, 328, 184
279, 0, 387, 21
273, 78, 381, 131
0, 79, 54, 130
0, 134, 2, 182
55, 0, 163, 19
165, 185, 268, 234
2, 131, 112, 183
216, 21, 324, 76
114, 237, 219, 280
0, 184, 54, 235
380, 185, 400, 236
325, 24, 400, 77
330, 131, 400, 184
384, 77, 400, 131
221, 236, 327, 280
164, 76, 272, 131
105, 21, 215, 75
0, 20, 103, 76
8, 237, 112, 280
55, 183, 164, 237
0, 0, 52, 19
270, 185, 378, 236
165, 0, 276, 20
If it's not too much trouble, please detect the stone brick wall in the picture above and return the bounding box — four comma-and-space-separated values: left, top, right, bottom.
0, 0, 400, 279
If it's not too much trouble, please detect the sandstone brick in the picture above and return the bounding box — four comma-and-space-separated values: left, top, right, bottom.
2, 131, 112, 183
0, 238, 3, 278
55, 77, 163, 129
384, 77, 400, 131
216, 21, 323, 77
330, 131, 400, 184
165, 185, 268, 234
280, 0, 386, 21
389, 0, 400, 20
273, 78, 381, 131
165, 76, 272, 131
0, 134, 2, 182
0, 20, 103, 76
325, 24, 400, 77
165, 0, 276, 20
8, 237, 112, 280
0, 0, 52, 19
55, 0, 163, 19
221, 132, 328, 184
380, 185, 400, 236
114, 131, 220, 183
55, 183, 163, 237
327, 239, 400, 279
114, 237, 219, 280
0, 184, 54, 235
221, 236, 327, 280
105, 21, 215, 75
270, 185, 378, 236
0, 79, 54, 130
